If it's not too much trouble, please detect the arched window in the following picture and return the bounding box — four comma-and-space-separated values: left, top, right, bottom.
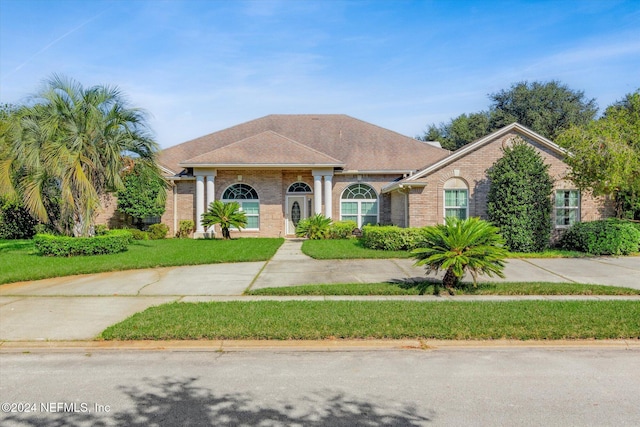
443, 178, 468, 220
222, 184, 259, 229
341, 184, 378, 227
287, 182, 312, 193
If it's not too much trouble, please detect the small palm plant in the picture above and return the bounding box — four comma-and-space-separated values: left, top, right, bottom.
411, 217, 508, 294
295, 214, 332, 239
201, 200, 247, 239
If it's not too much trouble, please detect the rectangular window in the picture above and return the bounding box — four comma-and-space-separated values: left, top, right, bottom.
241, 201, 260, 229
555, 190, 580, 227
444, 190, 468, 220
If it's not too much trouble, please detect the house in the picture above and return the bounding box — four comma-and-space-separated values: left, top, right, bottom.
98, 114, 613, 237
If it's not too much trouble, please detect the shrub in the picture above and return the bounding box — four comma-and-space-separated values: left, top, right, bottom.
148, 223, 169, 240
487, 139, 554, 252
129, 228, 149, 240
0, 197, 39, 239
295, 214, 332, 239
94, 224, 109, 236
34, 230, 133, 256
361, 225, 428, 251
559, 219, 640, 255
328, 220, 357, 239
177, 220, 194, 238
201, 200, 247, 239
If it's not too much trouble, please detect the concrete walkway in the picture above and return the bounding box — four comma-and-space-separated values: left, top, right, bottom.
0, 239, 639, 341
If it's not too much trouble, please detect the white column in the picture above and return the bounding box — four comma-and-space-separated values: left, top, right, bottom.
205, 175, 215, 234
324, 174, 333, 218
195, 176, 205, 233
313, 174, 322, 215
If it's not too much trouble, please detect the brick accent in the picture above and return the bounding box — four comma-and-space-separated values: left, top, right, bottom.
403, 130, 613, 229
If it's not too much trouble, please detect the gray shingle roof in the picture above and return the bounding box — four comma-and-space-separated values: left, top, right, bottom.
159, 114, 450, 174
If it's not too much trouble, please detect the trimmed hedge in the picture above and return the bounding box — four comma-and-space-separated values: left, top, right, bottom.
361, 225, 428, 251
559, 219, 640, 255
34, 230, 133, 257
328, 220, 357, 239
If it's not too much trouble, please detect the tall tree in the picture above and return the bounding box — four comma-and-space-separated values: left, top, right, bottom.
420, 81, 598, 149
556, 90, 640, 219
488, 81, 597, 140
487, 138, 554, 252
0, 75, 159, 236
418, 112, 491, 151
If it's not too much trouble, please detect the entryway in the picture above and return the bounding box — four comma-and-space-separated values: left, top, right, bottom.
286, 195, 308, 235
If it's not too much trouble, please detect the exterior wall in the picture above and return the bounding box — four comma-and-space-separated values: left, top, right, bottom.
162, 180, 196, 237
94, 194, 125, 229
407, 130, 614, 229
390, 191, 408, 227
332, 174, 403, 225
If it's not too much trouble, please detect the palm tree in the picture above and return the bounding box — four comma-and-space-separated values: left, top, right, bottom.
411, 217, 508, 293
201, 200, 248, 239
0, 75, 158, 236
295, 214, 332, 239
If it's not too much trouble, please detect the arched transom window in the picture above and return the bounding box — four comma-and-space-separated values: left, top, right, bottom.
341, 184, 378, 227
222, 184, 259, 229
287, 182, 312, 193
443, 178, 468, 220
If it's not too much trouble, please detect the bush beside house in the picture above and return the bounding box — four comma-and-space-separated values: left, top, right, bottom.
560, 219, 640, 255
34, 230, 133, 256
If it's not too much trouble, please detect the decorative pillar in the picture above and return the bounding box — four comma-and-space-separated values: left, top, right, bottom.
324, 174, 333, 218
206, 174, 215, 233
313, 174, 323, 215
195, 176, 205, 233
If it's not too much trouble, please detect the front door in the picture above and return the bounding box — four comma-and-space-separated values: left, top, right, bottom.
286, 196, 307, 235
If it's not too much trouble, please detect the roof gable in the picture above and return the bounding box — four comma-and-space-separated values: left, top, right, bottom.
181, 130, 344, 167
407, 123, 565, 181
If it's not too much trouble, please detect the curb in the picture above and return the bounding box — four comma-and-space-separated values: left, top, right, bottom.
1, 339, 638, 353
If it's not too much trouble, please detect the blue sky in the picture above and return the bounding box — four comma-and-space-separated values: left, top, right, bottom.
1, 0, 639, 148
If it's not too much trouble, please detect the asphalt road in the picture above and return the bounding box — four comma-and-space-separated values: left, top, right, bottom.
1, 348, 639, 426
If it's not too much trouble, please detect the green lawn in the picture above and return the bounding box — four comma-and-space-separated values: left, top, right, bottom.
301, 238, 411, 259
0, 238, 283, 285
100, 300, 640, 340
301, 238, 593, 259
246, 281, 640, 296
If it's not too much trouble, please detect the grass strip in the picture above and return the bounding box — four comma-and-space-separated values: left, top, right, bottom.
100, 300, 640, 340
301, 239, 411, 259
0, 238, 283, 285
246, 282, 640, 296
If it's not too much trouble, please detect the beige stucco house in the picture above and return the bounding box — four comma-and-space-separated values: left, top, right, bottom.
98, 114, 612, 237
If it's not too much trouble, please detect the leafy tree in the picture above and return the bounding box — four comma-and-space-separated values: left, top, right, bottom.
420, 81, 597, 149
0, 75, 159, 237
201, 200, 247, 239
411, 217, 508, 293
295, 214, 332, 239
116, 160, 167, 229
488, 80, 597, 140
419, 112, 491, 151
556, 90, 640, 219
487, 139, 554, 252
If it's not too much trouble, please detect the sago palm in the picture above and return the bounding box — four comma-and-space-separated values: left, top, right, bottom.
0, 75, 158, 236
295, 214, 332, 239
201, 200, 248, 239
411, 217, 508, 293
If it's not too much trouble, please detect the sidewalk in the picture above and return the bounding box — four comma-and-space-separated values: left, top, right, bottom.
1, 239, 639, 341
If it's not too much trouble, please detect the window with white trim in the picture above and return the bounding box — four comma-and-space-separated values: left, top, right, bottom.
222, 184, 259, 229
340, 184, 378, 227
444, 178, 468, 220
555, 190, 580, 227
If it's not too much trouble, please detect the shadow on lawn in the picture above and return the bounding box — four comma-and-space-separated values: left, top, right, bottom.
390, 277, 499, 295
2, 377, 433, 426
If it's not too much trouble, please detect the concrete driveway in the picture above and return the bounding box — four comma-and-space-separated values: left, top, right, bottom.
1, 240, 638, 341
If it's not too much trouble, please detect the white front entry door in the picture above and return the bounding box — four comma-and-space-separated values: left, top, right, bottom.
286, 196, 307, 235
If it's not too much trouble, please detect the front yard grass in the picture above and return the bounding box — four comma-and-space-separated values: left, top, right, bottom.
301, 239, 411, 259
301, 238, 597, 259
246, 281, 640, 296
0, 238, 284, 285
100, 300, 640, 340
